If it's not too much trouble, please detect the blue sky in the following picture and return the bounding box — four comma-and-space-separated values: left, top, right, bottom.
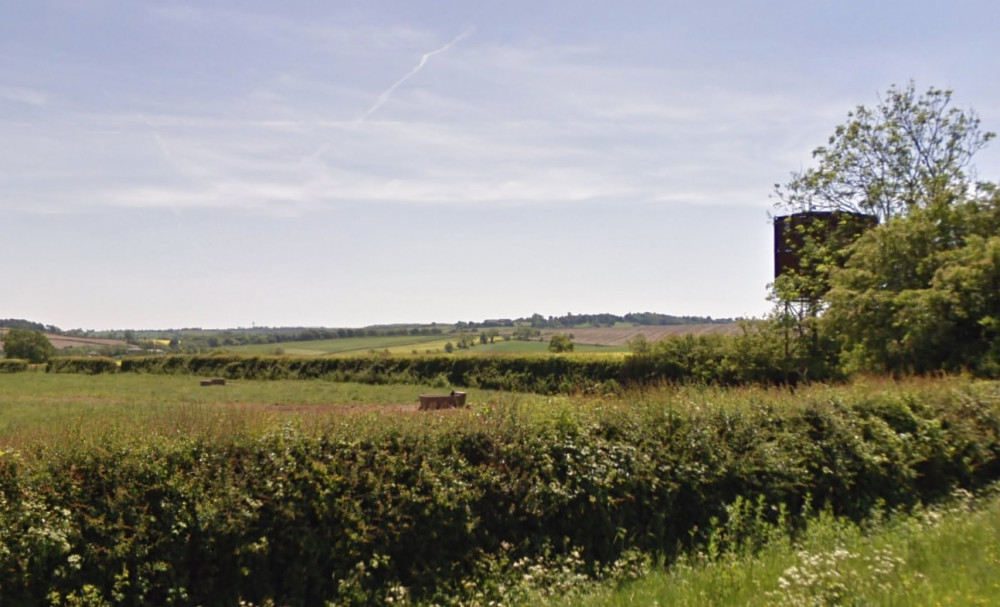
3, 1, 1000, 330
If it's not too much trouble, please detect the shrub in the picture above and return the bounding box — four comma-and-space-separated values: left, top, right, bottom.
47, 357, 119, 375
2, 329, 56, 364
0, 359, 29, 373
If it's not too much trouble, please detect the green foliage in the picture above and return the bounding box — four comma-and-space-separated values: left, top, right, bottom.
512, 326, 541, 341
622, 322, 798, 385
2, 329, 56, 364
117, 353, 624, 394
548, 334, 575, 353
1, 380, 999, 604
0, 359, 29, 373
823, 188, 1000, 375
47, 357, 119, 375
556, 486, 1000, 607
768, 83, 1000, 380
0, 319, 57, 333
107, 329, 809, 391
774, 82, 994, 222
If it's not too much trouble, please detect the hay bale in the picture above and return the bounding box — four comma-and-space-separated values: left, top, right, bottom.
418, 391, 467, 411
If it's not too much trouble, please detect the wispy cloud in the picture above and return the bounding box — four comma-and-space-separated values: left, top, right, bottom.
0, 20, 864, 219
360, 28, 473, 121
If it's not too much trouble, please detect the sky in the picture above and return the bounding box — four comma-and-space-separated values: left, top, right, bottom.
3, 1, 1000, 331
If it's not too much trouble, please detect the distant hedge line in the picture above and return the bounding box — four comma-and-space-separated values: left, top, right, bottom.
0, 359, 29, 373
46, 357, 119, 375
110, 331, 798, 392
118, 353, 626, 393
1, 382, 999, 605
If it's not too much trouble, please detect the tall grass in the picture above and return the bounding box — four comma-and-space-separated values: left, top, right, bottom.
2, 374, 1000, 605
0, 373, 511, 453
543, 485, 1000, 606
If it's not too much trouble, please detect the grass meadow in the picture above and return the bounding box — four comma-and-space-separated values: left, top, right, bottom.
0, 373, 519, 452
225, 334, 453, 356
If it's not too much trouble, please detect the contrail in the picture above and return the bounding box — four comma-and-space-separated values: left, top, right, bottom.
360, 28, 472, 122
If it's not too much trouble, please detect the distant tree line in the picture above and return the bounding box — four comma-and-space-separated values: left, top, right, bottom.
458, 312, 732, 330
6, 312, 730, 354
188, 326, 445, 349
0, 319, 60, 333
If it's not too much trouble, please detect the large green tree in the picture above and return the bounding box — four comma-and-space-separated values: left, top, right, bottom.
548, 333, 574, 353
774, 82, 994, 223
770, 83, 997, 377
822, 187, 1000, 375
2, 329, 57, 363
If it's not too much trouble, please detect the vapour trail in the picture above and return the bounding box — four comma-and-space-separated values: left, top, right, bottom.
359, 28, 473, 122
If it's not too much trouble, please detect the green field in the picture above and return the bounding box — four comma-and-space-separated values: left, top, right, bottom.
468, 340, 628, 354
0, 373, 513, 448
226, 334, 452, 356
225, 334, 629, 356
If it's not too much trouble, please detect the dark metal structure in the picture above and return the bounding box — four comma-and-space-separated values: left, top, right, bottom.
773, 211, 878, 280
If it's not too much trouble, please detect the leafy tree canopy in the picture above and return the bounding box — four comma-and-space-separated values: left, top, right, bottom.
2, 329, 57, 363
769, 83, 1000, 378
822, 186, 1000, 375
548, 333, 575, 353
774, 82, 994, 223
0, 319, 60, 333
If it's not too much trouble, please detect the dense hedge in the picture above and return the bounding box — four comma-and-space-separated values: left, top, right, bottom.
1, 382, 999, 605
116, 330, 796, 393
120, 354, 625, 394
0, 359, 29, 373
47, 357, 119, 375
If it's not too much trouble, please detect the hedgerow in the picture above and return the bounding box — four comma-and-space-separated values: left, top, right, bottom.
119, 354, 625, 394
46, 357, 119, 375
115, 332, 795, 393
0, 359, 29, 373
1, 381, 999, 605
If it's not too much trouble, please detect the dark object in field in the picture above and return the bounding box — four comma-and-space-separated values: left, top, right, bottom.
418, 390, 466, 411
200, 378, 226, 387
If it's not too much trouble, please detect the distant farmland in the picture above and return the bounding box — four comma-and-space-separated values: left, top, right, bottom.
0, 329, 128, 352
222, 323, 742, 356
538, 323, 742, 347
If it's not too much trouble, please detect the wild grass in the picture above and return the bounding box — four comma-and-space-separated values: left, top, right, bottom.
2, 373, 999, 605
538, 485, 1000, 607
0, 372, 980, 450
0, 373, 520, 453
